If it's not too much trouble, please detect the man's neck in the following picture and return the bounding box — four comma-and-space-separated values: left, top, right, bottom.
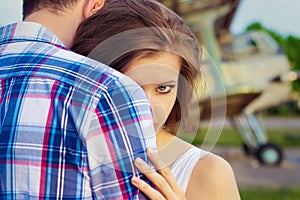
24, 9, 83, 48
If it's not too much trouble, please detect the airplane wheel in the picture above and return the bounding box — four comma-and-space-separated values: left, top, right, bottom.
256, 143, 283, 165
242, 143, 252, 156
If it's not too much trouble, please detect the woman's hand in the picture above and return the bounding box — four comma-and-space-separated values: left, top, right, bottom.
131, 149, 186, 200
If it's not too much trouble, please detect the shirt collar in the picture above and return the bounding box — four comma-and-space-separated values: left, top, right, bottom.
0, 22, 68, 50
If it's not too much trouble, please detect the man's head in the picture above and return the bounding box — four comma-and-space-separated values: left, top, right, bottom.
23, 0, 104, 20
23, 0, 79, 20
22, 0, 105, 48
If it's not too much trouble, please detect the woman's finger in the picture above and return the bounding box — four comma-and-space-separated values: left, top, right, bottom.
146, 149, 186, 196
131, 176, 165, 200
134, 157, 177, 199
134, 153, 186, 199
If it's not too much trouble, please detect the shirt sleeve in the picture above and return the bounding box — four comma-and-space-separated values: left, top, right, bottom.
85, 74, 156, 199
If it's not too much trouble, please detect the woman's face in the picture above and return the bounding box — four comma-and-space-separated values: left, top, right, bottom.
123, 52, 181, 131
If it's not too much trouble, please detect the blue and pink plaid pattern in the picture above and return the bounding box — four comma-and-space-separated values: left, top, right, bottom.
0, 22, 156, 199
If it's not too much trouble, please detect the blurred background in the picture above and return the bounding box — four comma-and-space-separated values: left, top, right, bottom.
156, 1, 300, 199
1, 0, 300, 199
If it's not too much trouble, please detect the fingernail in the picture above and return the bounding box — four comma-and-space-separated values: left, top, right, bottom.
131, 176, 140, 186
147, 148, 155, 155
134, 157, 144, 167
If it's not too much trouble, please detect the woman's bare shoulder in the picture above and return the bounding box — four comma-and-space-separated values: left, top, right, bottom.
196, 152, 233, 174
186, 151, 241, 200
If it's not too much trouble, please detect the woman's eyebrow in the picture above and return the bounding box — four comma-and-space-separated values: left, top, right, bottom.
159, 80, 178, 85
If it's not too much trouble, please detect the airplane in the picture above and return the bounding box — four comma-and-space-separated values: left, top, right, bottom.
157, 0, 300, 165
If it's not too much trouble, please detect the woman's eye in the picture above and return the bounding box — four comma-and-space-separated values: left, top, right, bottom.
156, 85, 174, 94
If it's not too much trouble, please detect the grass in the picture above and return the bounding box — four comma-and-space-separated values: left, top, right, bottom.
180, 128, 300, 147
240, 187, 300, 200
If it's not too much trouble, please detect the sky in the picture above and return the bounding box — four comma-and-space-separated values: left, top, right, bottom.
1, 0, 300, 37
230, 0, 300, 37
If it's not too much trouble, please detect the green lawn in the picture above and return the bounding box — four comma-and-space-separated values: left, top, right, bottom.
180, 128, 300, 147
240, 187, 300, 200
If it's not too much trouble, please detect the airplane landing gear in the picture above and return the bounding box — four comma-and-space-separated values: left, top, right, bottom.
231, 113, 284, 166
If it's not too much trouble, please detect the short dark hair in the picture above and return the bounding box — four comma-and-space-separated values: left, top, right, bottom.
23, 0, 80, 19
72, 0, 202, 134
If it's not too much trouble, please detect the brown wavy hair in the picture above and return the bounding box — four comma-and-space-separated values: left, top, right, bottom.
72, 0, 202, 134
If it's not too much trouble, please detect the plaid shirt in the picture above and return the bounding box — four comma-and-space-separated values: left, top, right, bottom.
0, 22, 156, 199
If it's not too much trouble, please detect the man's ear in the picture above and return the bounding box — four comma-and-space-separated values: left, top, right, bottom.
83, 0, 105, 18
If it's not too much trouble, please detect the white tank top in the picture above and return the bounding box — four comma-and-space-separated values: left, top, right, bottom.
169, 147, 208, 192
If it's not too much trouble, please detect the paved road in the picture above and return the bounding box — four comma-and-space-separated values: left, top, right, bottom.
212, 147, 300, 189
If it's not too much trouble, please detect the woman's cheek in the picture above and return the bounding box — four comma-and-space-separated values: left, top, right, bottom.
152, 104, 168, 131
151, 98, 176, 130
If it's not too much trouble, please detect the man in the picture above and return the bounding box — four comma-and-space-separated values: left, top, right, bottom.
0, 0, 156, 199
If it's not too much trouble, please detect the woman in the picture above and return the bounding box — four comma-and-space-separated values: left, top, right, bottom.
72, 0, 241, 199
